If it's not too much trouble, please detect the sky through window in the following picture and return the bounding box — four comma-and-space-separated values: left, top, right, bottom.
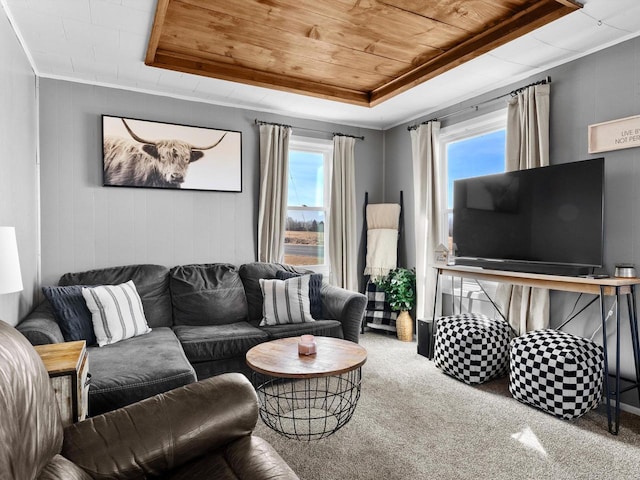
447, 129, 506, 208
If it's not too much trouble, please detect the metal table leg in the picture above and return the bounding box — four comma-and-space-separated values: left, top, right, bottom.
599, 286, 614, 434
432, 268, 440, 322
601, 285, 640, 435
614, 287, 622, 435
627, 285, 640, 400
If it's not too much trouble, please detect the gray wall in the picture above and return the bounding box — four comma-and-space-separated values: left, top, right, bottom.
38, 79, 384, 288
0, 9, 38, 326
547, 36, 640, 406
384, 36, 640, 405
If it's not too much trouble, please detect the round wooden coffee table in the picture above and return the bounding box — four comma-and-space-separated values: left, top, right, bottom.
246, 336, 367, 441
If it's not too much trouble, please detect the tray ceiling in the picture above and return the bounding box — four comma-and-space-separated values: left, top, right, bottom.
145, 0, 581, 107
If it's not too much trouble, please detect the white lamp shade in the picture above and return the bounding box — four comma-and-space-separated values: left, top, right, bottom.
0, 227, 23, 294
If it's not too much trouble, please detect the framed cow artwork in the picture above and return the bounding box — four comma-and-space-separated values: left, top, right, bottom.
101, 115, 242, 192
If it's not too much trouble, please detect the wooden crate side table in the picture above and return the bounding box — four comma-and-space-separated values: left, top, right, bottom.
35, 340, 89, 427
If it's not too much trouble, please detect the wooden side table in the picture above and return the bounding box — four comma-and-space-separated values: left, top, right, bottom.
35, 341, 90, 427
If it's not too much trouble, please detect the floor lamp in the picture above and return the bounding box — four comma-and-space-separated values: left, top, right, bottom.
0, 227, 24, 300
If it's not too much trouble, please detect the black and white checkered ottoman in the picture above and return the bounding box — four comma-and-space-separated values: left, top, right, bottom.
509, 329, 604, 419
434, 313, 513, 385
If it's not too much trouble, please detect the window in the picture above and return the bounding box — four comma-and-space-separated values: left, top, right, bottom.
284, 137, 332, 273
438, 110, 507, 315
439, 110, 507, 252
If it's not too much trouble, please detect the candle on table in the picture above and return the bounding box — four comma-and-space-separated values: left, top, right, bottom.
298, 334, 317, 355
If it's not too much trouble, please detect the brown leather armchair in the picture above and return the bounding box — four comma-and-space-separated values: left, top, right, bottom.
0, 320, 298, 480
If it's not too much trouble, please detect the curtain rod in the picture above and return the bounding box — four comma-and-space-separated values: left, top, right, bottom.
254, 119, 365, 140
407, 76, 551, 131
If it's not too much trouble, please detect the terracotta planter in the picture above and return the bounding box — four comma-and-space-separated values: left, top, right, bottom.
396, 310, 413, 342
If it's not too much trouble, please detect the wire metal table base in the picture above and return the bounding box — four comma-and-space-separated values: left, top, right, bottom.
252, 368, 362, 441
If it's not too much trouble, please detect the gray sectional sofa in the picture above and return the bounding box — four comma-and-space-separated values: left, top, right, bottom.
17, 262, 366, 416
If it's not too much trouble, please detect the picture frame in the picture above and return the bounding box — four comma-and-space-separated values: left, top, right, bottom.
101, 115, 242, 192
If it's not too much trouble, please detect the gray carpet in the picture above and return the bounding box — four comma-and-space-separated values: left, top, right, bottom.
253, 331, 640, 480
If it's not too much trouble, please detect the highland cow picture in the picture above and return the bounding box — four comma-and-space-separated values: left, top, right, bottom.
102, 115, 242, 192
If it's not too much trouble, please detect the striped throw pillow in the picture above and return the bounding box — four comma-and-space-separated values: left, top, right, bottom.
82, 280, 151, 347
259, 275, 314, 326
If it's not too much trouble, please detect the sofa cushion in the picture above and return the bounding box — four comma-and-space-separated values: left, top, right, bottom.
239, 262, 307, 326
170, 264, 249, 326
173, 322, 269, 363
59, 264, 172, 328
86, 327, 196, 415
82, 281, 151, 347
41, 285, 97, 345
260, 319, 343, 340
191, 357, 253, 380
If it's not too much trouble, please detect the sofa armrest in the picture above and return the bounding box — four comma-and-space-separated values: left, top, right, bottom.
224, 436, 300, 480
321, 284, 366, 343
16, 302, 64, 345
62, 373, 259, 480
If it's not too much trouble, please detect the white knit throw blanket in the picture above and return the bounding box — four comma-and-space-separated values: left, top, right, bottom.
364, 229, 398, 279
364, 204, 401, 279
366, 204, 401, 230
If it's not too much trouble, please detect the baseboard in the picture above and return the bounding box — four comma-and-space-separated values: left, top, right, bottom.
366, 323, 397, 333
620, 402, 640, 416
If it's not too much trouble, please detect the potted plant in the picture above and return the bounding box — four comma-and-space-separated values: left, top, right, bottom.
375, 268, 416, 341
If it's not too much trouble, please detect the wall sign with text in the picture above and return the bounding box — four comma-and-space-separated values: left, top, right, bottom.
588, 115, 640, 154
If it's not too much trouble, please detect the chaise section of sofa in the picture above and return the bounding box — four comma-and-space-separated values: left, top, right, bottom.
18, 264, 198, 416
85, 327, 195, 415
57, 264, 199, 416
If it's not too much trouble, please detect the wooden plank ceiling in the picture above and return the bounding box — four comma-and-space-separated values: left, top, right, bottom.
145, 0, 581, 107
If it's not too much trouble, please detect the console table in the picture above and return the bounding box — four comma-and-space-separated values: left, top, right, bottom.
433, 264, 640, 435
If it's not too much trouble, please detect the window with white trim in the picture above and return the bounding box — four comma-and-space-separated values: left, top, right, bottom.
439, 110, 508, 253
439, 110, 507, 313
284, 137, 332, 275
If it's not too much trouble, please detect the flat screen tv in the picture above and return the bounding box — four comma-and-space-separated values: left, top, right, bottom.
452, 158, 604, 275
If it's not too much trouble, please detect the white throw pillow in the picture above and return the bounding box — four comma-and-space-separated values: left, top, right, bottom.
259, 275, 314, 326
82, 280, 151, 347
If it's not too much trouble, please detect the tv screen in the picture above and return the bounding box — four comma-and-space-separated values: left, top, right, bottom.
452, 158, 604, 275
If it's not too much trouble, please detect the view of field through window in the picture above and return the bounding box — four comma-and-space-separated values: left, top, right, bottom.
447, 129, 505, 252
284, 149, 326, 265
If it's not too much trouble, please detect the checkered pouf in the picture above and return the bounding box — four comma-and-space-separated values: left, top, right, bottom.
434, 313, 513, 385
509, 329, 604, 419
